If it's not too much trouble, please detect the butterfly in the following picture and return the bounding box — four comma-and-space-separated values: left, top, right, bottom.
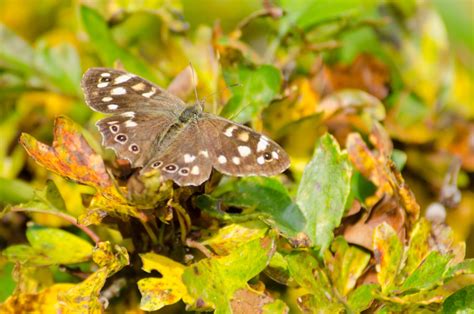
81, 68, 290, 186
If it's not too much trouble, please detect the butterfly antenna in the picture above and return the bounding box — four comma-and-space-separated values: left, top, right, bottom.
202, 83, 242, 108
189, 62, 200, 107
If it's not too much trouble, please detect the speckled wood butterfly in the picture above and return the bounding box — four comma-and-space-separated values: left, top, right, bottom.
81, 68, 290, 186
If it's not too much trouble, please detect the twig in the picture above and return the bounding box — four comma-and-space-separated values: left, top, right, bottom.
11, 207, 101, 244
185, 238, 214, 258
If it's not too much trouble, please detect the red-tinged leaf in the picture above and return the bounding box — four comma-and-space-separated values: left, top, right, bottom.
20, 116, 113, 191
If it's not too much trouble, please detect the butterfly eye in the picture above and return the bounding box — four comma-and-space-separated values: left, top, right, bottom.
129, 144, 139, 153
164, 164, 178, 172
99, 76, 111, 83
264, 152, 273, 161
115, 134, 128, 143
179, 168, 189, 176
152, 161, 163, 168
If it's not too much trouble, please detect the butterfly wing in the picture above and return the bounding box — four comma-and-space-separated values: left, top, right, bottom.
81, 68, 184, 167
198, 115, 290, 176
81, 67, 185, 113
141, 122, 213, 186
96, 113, 176, 168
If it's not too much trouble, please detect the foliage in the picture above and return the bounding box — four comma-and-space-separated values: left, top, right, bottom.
1, 0, 473, 313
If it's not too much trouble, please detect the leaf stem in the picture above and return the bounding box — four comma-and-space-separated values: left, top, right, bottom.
11, 207, 101, 244
185, 238, 214, 258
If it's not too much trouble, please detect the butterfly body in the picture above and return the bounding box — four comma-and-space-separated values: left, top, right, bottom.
81, 68, 290, 186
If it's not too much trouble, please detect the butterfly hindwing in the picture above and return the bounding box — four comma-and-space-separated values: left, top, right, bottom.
81, 67, 185, 114
96, 112, 175, 168
141, 122, 213, 186
198, 115, 290, 177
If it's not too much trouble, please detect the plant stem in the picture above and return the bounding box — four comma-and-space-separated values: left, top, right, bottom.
11, 207, 101, 244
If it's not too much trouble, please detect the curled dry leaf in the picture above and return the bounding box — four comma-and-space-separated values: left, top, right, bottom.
20, 116, 113, 192
342, 122, 420, 249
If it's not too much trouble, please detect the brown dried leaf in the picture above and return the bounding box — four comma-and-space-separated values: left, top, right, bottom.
313, 54, 390, 99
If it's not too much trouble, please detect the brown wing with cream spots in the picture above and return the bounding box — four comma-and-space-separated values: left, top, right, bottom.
96, 112, 175, 168
81, 67, 185, 114
140, 122, 213, 186
198, 115, 290, 177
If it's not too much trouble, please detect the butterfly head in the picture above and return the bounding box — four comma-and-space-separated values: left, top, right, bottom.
179, 103, 202, 123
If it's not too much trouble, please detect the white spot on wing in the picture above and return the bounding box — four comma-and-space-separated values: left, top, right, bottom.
238, 132, 250, 142
125, 120, 137, 127
272, 151, 279, 159
122, 111, 135, 118
111, 87, 127, 95
100, 73, 111, 77
132, 82, 146, 91
97, 82, 109, 88
257, 136, 269, 152
238, 146, 251, 157
232, 157, 241, 165
199, 150, 209, 158
257, 156, 265, 164
218, 155, 227, 164
224, 125, 237, 137
107, 104, 118, 110
191, 165, 200, 175
184, 154, 196, 163
102, 96, 113, 102
107, 121, 119, 125
142, 87, 156, 98
114, 74, 133, 84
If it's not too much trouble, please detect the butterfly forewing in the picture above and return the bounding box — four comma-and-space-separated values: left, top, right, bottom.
81, 67, 185, 113
141, 122, 213, 186
199, 115, 290, 177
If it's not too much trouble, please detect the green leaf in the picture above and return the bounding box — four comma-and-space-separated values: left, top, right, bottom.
324, 237, 371, 296
391, 149, 407, 171
441, 285, 474, 314
210, 177, 305, 237
280, 0, 376, 31
182, 237, 275, 313
445, 259, 474, 279
202, 221, 269, 255
34, 41, 82, 96
221, 65, 281, 123
402, 218, 432, 278
0, 262, 16, 302
0, 24, 35, 75
138, 253, 193, 311
296, 133, 352, 251
79, 5, 161, 83
373, 223, 403, 294
401, 251, 451, 292
349, 170, 377, 203
3, 226, 93, 265
0, 178, 34, 205
286, 252, 344, 311
346, 284, 378, 313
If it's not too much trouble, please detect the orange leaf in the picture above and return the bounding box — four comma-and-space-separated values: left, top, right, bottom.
20, 116, 113, 191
